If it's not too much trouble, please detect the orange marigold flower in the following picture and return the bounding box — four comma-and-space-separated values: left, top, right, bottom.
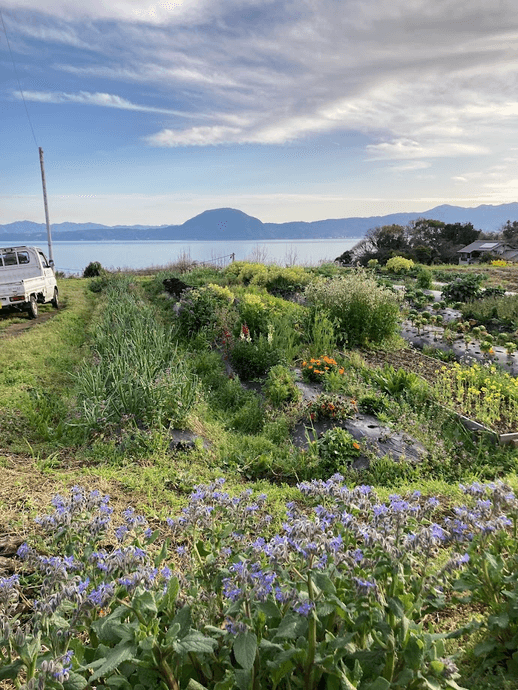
353, 442, 360, 450
339, 368, 345, 375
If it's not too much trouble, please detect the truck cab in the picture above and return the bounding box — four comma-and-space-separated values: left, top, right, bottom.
0, 246, 58, 318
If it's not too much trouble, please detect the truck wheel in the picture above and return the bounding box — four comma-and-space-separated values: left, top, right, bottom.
51, 287, 59, 309
28, 295, 38, 319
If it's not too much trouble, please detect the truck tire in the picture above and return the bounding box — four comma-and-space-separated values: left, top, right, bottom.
28, 295, 38, 319
51, 287, 59, 309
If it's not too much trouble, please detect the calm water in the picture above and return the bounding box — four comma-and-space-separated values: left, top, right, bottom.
49, 238, 360, 274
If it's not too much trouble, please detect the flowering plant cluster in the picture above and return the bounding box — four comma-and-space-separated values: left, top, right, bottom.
4, 479, 517, 689
301, 355, 345, 383
306, 393, 356, 422
434, 362, 518, 432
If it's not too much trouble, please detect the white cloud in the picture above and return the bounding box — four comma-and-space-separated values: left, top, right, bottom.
5, 0, 518, 176
145, 125, 243, 146
367, 138, 487, 160
14, 90, 204, 118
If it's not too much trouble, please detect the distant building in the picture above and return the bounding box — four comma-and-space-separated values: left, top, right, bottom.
457, 240, 518, 264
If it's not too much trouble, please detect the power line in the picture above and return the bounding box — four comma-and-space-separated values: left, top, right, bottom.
0, 9, 39, 147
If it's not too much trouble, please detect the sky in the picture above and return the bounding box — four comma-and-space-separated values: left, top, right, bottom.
1, 0, 518, 226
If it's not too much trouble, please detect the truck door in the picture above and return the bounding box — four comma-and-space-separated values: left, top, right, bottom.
38, 251, 55, 299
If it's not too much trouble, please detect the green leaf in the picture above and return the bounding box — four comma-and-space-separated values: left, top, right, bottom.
174, 632, 217, 655
366, 678, 390, 690
403, 634, 424, 670
62, 672, 89, 690
213, 671, 236, 690
154, 536, 169, 565
0, 660, 24, 681
488, 612, 509, 628
159, 575, 179, 613
394, 668, 414, 686
234, 668, 252, 690
387, 597, 405, 619
474, 639, 496, 656
89, 642, 137, 683
173, 606, 192, 638
134, 590, 158, 616
274, 613, 307, 640
91, 606, 132, 644
257, 600, 281, 619
187, 680, 209, 690
105, 676, 132, 689
313, 572, 337, 595
233, 631, 257, 671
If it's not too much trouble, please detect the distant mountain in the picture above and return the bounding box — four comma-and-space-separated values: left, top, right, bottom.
1, 203, 517, 242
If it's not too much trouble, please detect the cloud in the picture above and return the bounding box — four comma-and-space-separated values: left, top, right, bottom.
0, 0, 271, 25
14, 90, 204, 118
145, 125, 243, 146
367, 138, 487, 160
4, 0, 518, 164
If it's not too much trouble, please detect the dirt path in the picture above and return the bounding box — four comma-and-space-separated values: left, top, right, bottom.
0, 310, 59, 339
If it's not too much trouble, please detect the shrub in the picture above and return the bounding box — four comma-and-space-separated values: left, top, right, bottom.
386, 256, 415, 273
305, 393, 356, 422
315, 427, 361, 475
229, 333, 282, 380
305, 269, 402, 347
174, 284, 235, 338
263, 365, 301, 407
461, 294, 518, 332
83, 260, 104, 277
415, 266, 433, 290
253, 265, 311, 294
441, 274, 485, 303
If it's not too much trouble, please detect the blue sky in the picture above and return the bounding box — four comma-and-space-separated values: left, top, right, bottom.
1, 0, 518, 226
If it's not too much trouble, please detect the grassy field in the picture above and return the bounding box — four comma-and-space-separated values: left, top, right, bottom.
2, 264, 518, 689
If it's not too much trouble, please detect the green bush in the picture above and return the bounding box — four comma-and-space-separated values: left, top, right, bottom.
415, 266, 433, 290
314, 427, 361, 476
174, 285, 235, 338
442, 274, 486, 303
254, 265, 311, 294
83, 260, 104, 278
461, 294, 518, 332
386, 256, 414, 274
263, 365, 301, 407
305, 268, 401, 347
229, 335, 282, 380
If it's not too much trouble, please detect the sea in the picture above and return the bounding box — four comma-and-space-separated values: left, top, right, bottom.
48, 238, 360, 274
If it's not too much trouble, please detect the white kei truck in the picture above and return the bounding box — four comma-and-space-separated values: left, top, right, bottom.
0, 246, 59, 319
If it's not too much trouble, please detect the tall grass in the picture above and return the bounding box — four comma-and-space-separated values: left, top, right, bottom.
73, 276, 198, 434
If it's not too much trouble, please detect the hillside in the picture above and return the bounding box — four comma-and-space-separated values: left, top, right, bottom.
2, 202, 518, 242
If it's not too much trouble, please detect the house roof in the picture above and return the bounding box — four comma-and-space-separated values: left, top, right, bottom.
457, 240, 507, 253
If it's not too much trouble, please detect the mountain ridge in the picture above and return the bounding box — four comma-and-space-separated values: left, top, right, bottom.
1, 203, 517, 242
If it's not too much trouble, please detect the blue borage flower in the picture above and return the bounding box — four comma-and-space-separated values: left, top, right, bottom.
0, 574, 20, 607
9, 479, 516, 690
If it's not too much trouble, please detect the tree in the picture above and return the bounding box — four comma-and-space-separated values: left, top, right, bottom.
351, 224, 410, 264
500, 220, 518, 244
407, 218, 480, 264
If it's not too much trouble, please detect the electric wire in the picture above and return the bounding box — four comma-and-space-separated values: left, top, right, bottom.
0, 9, 39, 147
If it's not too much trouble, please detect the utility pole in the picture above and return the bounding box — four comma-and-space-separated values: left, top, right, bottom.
38, 147, 54, 266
